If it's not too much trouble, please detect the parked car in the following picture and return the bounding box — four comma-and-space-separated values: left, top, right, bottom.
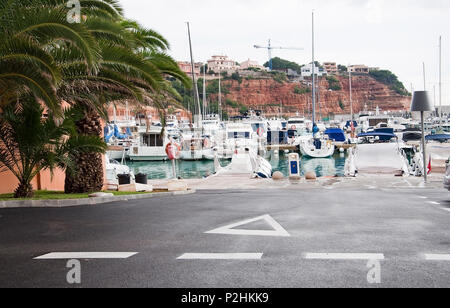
445, 157, 450, 191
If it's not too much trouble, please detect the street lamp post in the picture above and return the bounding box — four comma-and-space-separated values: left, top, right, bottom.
411, 91, 433, 183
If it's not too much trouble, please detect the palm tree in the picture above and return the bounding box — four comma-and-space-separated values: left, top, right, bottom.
0, 100, 106, 198
55, 4, 190, 193
0, 0, 101, 112
1, 0, 191, 194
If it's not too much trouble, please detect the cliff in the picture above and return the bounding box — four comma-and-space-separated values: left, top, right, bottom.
208, 75, 411, 118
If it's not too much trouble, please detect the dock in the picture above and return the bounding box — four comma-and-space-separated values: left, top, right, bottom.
266, 145, 298, 151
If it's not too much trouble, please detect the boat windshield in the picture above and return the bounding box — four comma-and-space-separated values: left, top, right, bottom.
143, 134, 163, 147
228, 132, 250, 139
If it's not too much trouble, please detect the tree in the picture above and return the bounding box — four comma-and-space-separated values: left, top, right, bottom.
53, 2, 190, 193
326, 76, 342, 91
369, 70, 410, 96
264, 57, 302, 73
0, 0, 100, 112
338, 65, 348, 73
0, 101, 106, 198
1, 0, 190, 194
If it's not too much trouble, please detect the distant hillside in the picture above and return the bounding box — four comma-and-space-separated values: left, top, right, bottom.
170, 66, 411, 119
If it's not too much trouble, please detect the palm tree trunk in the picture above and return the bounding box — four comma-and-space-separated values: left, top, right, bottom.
64, 109, 104, 193
15, 180, 34, 198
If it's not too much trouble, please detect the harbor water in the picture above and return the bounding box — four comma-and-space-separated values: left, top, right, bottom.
126, 152, 347, 180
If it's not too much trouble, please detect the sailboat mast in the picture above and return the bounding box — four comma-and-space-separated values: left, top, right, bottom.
349, 66, 353, 120
311, 11, 316, 125
186, 22, 202, 125
203, 65, 207, 116
218, 69, 222, 120
439, 36, 442, 125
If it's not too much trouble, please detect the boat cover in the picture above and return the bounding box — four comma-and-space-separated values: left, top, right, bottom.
355, 143, 405, 174
325, 128, 346, 142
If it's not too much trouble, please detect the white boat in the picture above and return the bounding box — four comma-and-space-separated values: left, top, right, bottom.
128, 126, 170, 161
345, 132, 410, 176
214, 148, 272, 179
104, 121, 137, 161
215, 123, 258, 159
105, 154, 135, 190
299, 134, 335, 158
179, 130, 203, 161
287, 116, 312, 133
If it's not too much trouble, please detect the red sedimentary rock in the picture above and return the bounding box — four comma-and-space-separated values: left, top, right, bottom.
209, 75, 411, 117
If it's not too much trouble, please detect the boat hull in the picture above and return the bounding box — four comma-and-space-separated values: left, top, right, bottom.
300, 139, 335, 158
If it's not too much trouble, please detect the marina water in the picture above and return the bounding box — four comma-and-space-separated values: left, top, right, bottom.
126, 152, 347, 180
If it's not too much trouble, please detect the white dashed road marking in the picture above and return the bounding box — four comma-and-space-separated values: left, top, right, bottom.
303, 253, 385, 260
427, 201, 441, 205
177, 253, 263, 260
425, 254, 450, 261
34, 252, 138, 260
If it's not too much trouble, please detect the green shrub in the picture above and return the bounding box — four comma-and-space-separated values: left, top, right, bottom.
326, 76, 342, 91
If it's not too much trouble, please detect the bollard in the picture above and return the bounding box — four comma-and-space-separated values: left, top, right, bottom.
288, 153, 301, 181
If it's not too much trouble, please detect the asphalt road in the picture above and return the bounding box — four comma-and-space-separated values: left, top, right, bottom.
0, 187, 449, 288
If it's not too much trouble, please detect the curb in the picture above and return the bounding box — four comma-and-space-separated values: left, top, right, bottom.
0, 189, 196, 209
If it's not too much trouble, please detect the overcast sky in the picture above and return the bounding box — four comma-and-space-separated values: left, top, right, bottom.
122, 0, 450, 106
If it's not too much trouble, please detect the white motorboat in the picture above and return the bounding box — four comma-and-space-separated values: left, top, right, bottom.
345, 132, 410, 176
105, 154, 135, 190
215, 123, 258, 159
104, 122, 137, 161
179, 130, 203, 161
128, 125, 170, 161
214, 148, 273, 179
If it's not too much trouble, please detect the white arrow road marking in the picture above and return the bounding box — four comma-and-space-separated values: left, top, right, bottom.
205, 214, 290, 237
425, 254, 450, 261
177, 253, 263, 260
34, 252, 138, 260
303, 253, 385, 260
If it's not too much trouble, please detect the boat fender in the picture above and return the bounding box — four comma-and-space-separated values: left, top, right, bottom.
203, 138, 210, 148
165, 143, 181, 160
257, 127, 264, 137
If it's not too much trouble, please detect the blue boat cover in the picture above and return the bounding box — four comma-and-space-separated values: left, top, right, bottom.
358, 132, 397, 139
114, 125, 128, 140
426, 134, 450, 141
325, 128, 346, 142
104, 126, 114, 143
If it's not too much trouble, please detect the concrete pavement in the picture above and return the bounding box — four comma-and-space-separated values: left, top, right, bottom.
0, 186, 449, 288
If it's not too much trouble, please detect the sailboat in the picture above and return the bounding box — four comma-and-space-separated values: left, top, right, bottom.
299, 12, 335, 158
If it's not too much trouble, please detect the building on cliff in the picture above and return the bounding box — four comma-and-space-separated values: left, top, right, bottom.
349, 64, 370, 74
323, 62, 338, 75
207, 55, 240, 73
177, 61, 202, 78
301, 63, 327, 77
240, 59, 265, 71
